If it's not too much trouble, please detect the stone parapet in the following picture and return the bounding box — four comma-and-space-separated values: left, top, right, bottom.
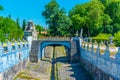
80, 39, 120, 80
0, 40, 29, 79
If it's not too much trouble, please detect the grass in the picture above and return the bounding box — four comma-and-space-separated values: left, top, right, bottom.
14, 71, 40, 80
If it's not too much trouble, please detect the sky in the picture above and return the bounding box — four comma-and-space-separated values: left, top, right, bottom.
0, 0, 89, 28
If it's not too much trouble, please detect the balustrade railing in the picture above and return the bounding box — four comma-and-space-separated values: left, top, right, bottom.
38, 37, 70, 41
0, 40, 29, 73
81, 39, 120, 79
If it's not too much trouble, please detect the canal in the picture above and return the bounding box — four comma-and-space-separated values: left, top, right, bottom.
14, 46, 93, 80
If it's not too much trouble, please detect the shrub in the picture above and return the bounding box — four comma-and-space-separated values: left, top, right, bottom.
91, 33, 112, 43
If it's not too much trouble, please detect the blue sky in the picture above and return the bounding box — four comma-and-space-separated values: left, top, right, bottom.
0, 0, 89, 28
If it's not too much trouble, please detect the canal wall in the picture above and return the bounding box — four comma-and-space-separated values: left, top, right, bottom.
0, 40, 29, 80
80, 40, 120, 80
0, 59, 28, 80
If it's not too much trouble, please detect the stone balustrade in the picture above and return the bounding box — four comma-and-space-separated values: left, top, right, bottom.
80, 41, 120, 79
0, 40, 29, 73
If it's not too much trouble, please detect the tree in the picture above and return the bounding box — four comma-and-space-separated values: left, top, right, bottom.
69, 0, 105, 37
42, 0, 59, 36
102, 14, 112, 33
42, 0, 72, 36
0, 5, 3, 10
8, 14, 11, 19
36, 24, 44, 34
22, 19, 26, 31
16, 17, 20, 28
106, 0, 120, 33
0, 16, 24, 41
69, 4, 86, 35
56, 8, 72, 36
0, 29, 5, 42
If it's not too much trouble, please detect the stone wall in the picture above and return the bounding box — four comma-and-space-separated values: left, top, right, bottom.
80, 57, 114, 80
0, 59, 28, 80
80, 44, 120, 80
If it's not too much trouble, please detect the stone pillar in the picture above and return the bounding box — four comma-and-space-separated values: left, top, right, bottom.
42, 48, 45, 59
79, 38, 83, 47
116, 48, 120, 78
0, 42, 3, 72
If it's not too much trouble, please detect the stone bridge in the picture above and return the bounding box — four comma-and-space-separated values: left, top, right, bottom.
30, 37, 80, 63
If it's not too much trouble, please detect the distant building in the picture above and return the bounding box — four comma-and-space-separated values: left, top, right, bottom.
40, 31, 48, 35
24, 20, 37, 40
24, 20, 37, 50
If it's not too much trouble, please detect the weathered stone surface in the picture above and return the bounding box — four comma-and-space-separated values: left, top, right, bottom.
0, 59, 28, 80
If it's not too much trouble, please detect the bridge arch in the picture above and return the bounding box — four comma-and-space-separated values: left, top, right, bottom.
40, 41, 71, 59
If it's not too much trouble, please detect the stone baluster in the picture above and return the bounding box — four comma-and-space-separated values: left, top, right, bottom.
79, 38, 83, 47
103, 46, 110, 73
11, 40, 16, 65
81, 41, 85, 50
88, 42, 92, 51
15, 41, 19, 63
93, 41, 98, 53
99, 41, 106, 55
109, 43, 116, 59
104, 46, 110, 59
115, 47, 120, 78
91, 43, 94, 53
7, 41, 13, 67
96, 44, 100, 66
116, 47, 120, 62
0, 42, 4, 72
25, 40, 29, 59
84, 41, 88, 50
7, 40, 12, 52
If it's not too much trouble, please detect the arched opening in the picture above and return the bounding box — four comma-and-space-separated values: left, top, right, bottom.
41, 44, 70, 60
40, 41, 71, 61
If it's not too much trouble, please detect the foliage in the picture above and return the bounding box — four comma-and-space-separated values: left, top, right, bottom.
69, 0, 105, 37
69, 0, 120, 37
35, 24, 44, 34
93, 33, 112, 39
0, 5, 3, 10
114, 31, 120, 40
0, 16, 24, 41
42, 0, 72, 36
22, 19, 26, 31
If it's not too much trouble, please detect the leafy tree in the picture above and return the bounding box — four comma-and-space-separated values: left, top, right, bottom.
0, 5, 3, 10
102, 14, 112, 33
69, 4, 86, 35
42, 0, 59, 36
42, 0, 72, 36
114, 31, 120, 41
16, 17, 20, 28
54, 8, 72, 36
0, 29, 5, 42
8, 14, 11, 18
36, 24, 44, 34
0, 16, 24, 41
69, 0, 105, 36
107, 0, 120, 33
22, 19, 26, 31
